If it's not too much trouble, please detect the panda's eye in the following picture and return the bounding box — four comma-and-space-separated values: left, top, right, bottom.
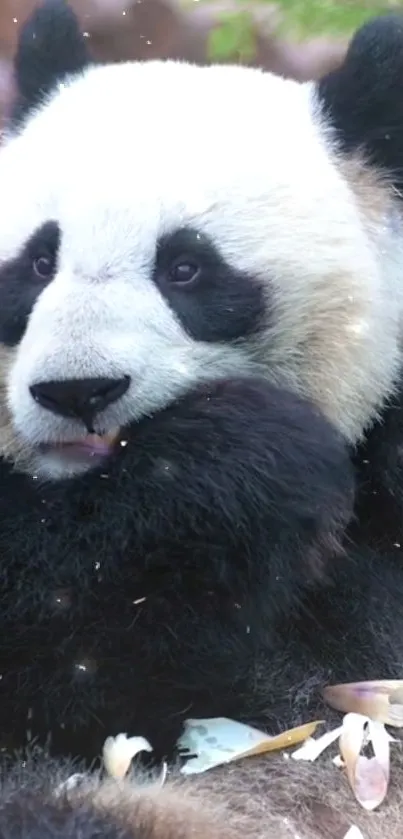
33, 252, 56, 279
168, 260, 201, 286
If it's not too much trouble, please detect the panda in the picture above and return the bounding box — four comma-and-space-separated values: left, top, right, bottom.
0, 0, 403, 833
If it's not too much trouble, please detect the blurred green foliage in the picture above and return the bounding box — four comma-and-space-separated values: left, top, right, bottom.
278, 0, 399, 36
208, 10, 257, 61
206, 0, 401, 62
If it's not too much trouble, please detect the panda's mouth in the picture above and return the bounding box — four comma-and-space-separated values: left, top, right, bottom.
38, 431, 120, 461
23, 430, 125, 480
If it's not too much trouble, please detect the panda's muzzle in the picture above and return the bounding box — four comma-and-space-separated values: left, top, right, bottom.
29, 376, 131, 431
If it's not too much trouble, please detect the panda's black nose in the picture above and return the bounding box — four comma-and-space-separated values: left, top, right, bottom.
30, 376, 131, 425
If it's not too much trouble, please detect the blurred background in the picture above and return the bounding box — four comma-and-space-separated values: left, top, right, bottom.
0, 0, 400, 122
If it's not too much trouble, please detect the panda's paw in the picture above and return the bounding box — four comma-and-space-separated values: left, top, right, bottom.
141, 376, 355, 594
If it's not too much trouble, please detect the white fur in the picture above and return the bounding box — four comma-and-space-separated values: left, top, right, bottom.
1, 59, 403, 478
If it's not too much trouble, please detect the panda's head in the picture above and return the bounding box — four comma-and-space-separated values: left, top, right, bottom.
1, 0, 403, 480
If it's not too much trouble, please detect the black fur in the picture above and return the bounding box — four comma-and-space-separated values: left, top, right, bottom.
0, 223, 266, 350
11, 0, 90, 128
0, 758, 129, 839
0, 794, 124, 839
0, 378, 359, 762
154, 229, 266, 342
0, 221, 60, 347
351, 384, 403, 559
0, 377, 401, 768
318, 13, 403, 191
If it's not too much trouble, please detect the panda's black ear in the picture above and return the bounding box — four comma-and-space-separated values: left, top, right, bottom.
317, 14, 403, 191
10, 0, 90, 128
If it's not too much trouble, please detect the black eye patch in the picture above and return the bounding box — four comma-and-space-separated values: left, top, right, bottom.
153, 228, 266, 343
0, 221, 60, 347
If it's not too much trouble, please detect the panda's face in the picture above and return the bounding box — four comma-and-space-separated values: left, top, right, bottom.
0, 44, 402, 480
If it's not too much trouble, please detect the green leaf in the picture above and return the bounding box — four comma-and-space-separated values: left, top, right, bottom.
207, 11, 257, 62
